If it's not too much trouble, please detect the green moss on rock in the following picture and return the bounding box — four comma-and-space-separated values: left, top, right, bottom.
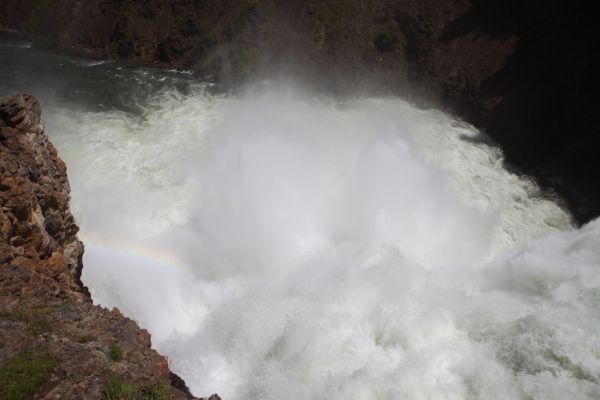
0, 349, 57, 400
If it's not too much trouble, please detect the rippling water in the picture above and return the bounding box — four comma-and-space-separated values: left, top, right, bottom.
2, 33, 599, 400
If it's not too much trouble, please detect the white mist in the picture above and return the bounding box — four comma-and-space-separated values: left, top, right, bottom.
46, 84, 600, 400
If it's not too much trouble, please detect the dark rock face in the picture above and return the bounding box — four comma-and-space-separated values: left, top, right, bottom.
0, 94, 216, 399
436, 1, 600, 224
0, 0, 597, 223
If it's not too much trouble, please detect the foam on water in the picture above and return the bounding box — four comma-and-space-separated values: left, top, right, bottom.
42, 82, 600, 399
2, 36, 597, 399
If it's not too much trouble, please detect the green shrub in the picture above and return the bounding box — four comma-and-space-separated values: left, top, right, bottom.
138, 381, 170, 400
108, 345, 124, 361
103, 378, 136, 400
103, 377, 170, 400
0, 349, 57, 400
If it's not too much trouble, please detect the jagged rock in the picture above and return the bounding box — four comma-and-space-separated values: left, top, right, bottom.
0, 94, 210, 399
0, 94, 86, 300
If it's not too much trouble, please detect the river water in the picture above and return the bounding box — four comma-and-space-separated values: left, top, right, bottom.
2, 34, 599, 400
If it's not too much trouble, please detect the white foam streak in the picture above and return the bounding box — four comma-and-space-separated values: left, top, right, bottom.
45, 84, 600, 400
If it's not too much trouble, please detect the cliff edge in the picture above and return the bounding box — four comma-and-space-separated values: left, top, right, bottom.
0, 94, 216, 400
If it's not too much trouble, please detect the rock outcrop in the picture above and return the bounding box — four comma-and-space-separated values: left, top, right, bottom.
0, 94, 217, 399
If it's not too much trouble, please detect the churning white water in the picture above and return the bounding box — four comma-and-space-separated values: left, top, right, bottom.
2, 35, 600, 399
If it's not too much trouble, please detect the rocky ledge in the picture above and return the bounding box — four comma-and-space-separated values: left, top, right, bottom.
0, 94, 218, 400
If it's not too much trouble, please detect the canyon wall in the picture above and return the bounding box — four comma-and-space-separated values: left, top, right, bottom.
0, 94, 216, 399
0, 0, 597, 223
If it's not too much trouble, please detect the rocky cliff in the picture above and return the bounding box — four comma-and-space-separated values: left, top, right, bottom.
0, 94, 217, 400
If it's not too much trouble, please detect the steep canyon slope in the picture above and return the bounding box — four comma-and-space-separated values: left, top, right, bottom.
1, 0, 597, 223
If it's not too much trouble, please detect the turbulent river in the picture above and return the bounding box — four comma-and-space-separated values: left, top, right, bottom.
2, 34, 600, 400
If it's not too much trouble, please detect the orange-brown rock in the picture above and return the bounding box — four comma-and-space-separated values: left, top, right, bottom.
0, 94, 218, 399
0, 94, 86, 301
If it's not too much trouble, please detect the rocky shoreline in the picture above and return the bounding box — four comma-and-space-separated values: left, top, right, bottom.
0, 94, 218, 399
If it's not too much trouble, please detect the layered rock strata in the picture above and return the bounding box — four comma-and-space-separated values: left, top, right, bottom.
0, 94, 216, 400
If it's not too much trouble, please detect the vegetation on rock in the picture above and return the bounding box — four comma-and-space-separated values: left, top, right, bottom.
0, 349, 57, 400
109, 345, 125, 361
103, 377, 170, 400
